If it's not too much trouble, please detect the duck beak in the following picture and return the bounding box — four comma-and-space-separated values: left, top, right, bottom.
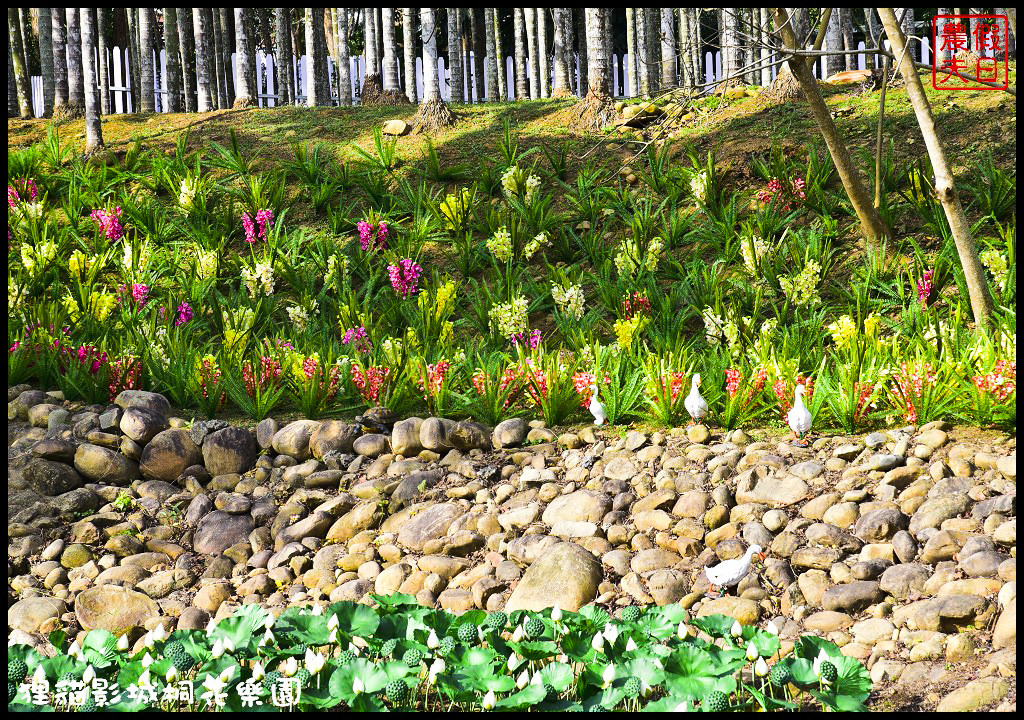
758, 552, 767, 562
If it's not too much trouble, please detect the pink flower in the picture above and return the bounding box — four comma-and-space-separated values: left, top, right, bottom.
342, 326, 373, 353
175, 301, 194, 326
917, 270, 934, 306
388, 258, 423, 299
8, 178, 38, 208
357, 220, 389, 252
90, 207, 125, 240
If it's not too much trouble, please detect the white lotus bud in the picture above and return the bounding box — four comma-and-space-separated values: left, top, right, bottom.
602, 623, 620, 645
516, 670, 529, 689
138, 669, 152, 687
34, 665, 47, 684
591, 633, 604, 652
252, 661, 266, 681
765, 620, 780, 636
353, 676, 364, 695
211, 639, 225, 659
166, 666, 179, 683
427, 630, 440, 649
677, 622, 689, 641
305, 647, 326, 675
746, 642, 759, 661
117, 634, 131, 651
328, 628, 339, 644
264, 614, 275, 631
206, 618, 218, 634
551, 604, 562, 622
601, 664, 615, 689
142, 652, 154, 668
311, 602, 323, 616
428, 658, 445, 679
482, 690, 496, 710
82, 665, 96, 684
625, 637, 638, 652
512, 626, 524, 642
281, 656, 298, 677
327, 614, 339, 630
730, 620, 743, 638
152, 624, 167, 643
755, 657, 769, 677
507, 651, 522, 672
531, 671, 543, 686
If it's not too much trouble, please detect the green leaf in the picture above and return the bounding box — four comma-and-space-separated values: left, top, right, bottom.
329, 658, 390, 702
745, 682, 800, 711
81, 629, 119, 669
496, 684, 547, 709
539, 662, 575, 692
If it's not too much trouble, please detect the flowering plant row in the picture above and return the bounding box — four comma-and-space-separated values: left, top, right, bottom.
7, 596, 871, 712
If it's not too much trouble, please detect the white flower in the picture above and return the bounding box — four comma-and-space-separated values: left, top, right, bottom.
142, 652, 155, 668
327, 614, 339, 631
428, 658, 445, 683
746, 641, 759, 661
281, 656, 298, 677
677, 622, 689, 641
625, 637, 638, 652
311, 602, 323, 616
512, 625, 525, 643
259, 627, 274, 647
353, 676, 365, 695
427, 630, 440, 649
68, 639, 83, 661
202, 673, 227, 695
251, 661, 266, 681
264, 614, 275, 631
482, 690, 497, 710
551, 604, 562, 622
731, 620, 743, 638
591, 633, 604, 652
305, 647, 326, 675
211, 639, 225, 659
812, 649, 832, 683
755, 657, 769, 677
33, 665, 46, 684
765, 620, 779, 636
516, 669, 530, 689
601, 664, 616, 689
206, 618, 218, 634
82, 665, 96, 684
507, 651, 522, 672
531, 671, 543, 686
602, 623, 620, 645
166, 666, 179, 683
138, 669, 152, 688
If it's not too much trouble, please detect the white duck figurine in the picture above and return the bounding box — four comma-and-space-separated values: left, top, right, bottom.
704, 544, 766, 596
684, 373, 708, 425
787, 383, 813, 447
588, 384, 607, 426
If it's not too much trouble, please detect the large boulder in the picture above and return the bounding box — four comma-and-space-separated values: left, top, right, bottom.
309, 421, 359, 459
139, 429, 202, 482
193, 511, 255, 554
119, 407, 168, 444
21, 458, 84, 496
272, 420, 322, 460
542, 490, 611, 525
492, 418, 528, 449
8, 597, 67, 634
74, 585, 161, 632
505, 542, 602, 613
202, 426, 259, 476
397, 503, 465, 551
391, 417, 425, 456
74, 444, 139, 485
113, 390, 171, 418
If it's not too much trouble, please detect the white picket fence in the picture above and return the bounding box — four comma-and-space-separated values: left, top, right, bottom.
29, 39, 939, 118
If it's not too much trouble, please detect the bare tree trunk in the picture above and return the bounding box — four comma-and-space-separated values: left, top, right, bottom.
78, 7, 103, 152
759, 8, 772, 86
877, 7, 994, 324
304, 8, 330, 106
66, 9, 85, 113
512, 8, 528, 99
770, 7, 888, 249
37, 8, 54, 116
193, 8, 213, 111
447, 8, 463, 102
634, 8, 649, 96
126, 9, 141, 109
362, 5, 382, 100
337, 8, 352, 105
471, 8, 485, 101
177, 8, 196, 111
216, 9, 233, 108
484, 7, 498, 100
138, 8, 155, 112
524, 8, 538, 99
575, 7, 614, 129
51, 9, 69, 114
234, 8, 256, 106
552, 8, 571, 97
8, 43, 17, 118
840, 8, 854, 71
581, 6, 589, 95
402, 8, 417, 103
413, 6, 456, 130
536, 9, 549, 98
7, 9, 32, 118
494, 8, 506, 100
824, 7, 843, 76
275, 9, 291, 105
645, 8, 660, 93
660, 8, 677, 89
96, 9, 111, 114
164, 8, 182, 112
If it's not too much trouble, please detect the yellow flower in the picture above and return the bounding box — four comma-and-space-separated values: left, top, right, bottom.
439, 321, 454, 347
614, 315, 648, 349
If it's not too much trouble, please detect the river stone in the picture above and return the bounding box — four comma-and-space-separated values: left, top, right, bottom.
114, 390, 171, 418
391, 417, 424, 456
272, 420, 321, 460
507, 534, 561, 566
139, 429, 202, 482
604, 457, 638, 481
936, 677, 1011, 712
327, 501, 383, 543
74, 444, 139, 485
353, 434, 390, 457
854, 508, 908, 542
119, 407, 168, 444
447, 421, 490, 451
397, 503, 465, 551
542, 490, 611, 525
909, 495, 972, 534
646, 568, 689, 605
879, 563, 931, 599
309, 421, 359, 459
993, 597, 1015, 650
630, 548, 682, 574
419, 417, 453, 451
75, 585, 160, 632
696, 596, 761, 625
737, 472, 809, 507
492, 418, 528, 449
505, 542, 601, 613
821, 581, 883, 613
21, 458, 84, 495
194, 511, 255, 554
8, 597, 67, 633
203, 426, 258, 476
256, 418, 279, 449
382, 119, 409, 136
